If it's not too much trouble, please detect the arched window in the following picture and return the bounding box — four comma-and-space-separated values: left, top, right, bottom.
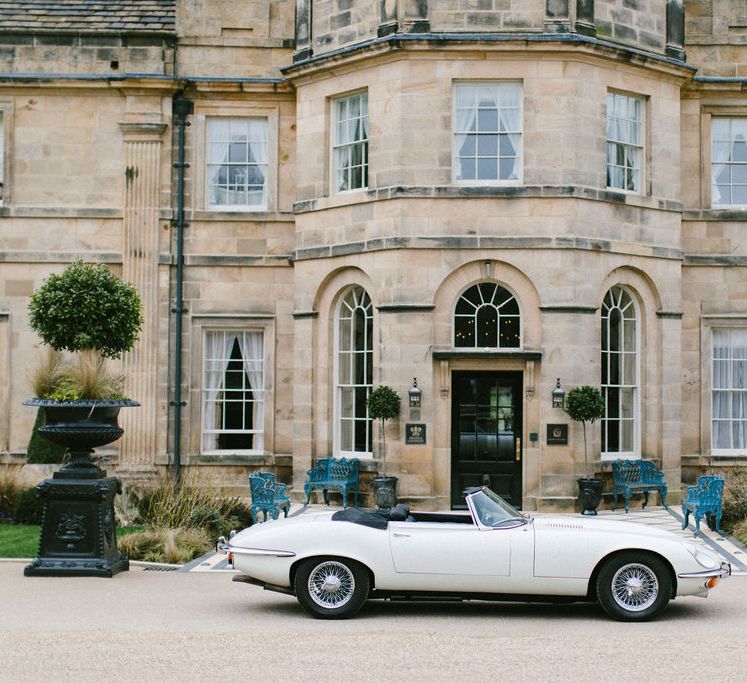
601, 286, 639, 458
454, 282, 521, 348
336, 286, 373, 456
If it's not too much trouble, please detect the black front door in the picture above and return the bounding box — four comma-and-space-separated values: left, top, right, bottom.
451, 371, 523, 508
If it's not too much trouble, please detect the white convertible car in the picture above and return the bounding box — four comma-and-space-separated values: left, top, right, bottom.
216, 486, 730, 621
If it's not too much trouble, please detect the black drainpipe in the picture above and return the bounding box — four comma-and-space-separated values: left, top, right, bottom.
171, 93, 194, 482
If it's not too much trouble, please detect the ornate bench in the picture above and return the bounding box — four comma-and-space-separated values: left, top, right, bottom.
611, 459, 669, 513
304, 457, 360, 509
249, 472, 291, 523
682, 474, 725, 537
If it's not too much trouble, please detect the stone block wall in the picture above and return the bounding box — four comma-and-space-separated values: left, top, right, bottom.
429, 0, 546, 32
685, 0, 747, 76
176, 0, 294, 78
595, 0, 667, 52
0, 34, 173, 76
311, 0, 380, 52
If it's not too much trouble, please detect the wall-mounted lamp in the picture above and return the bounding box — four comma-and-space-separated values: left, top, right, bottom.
552, 378, 565, 409
409, 377, 422, 408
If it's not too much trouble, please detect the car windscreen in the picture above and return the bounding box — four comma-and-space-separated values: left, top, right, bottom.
468, 488, 527, 528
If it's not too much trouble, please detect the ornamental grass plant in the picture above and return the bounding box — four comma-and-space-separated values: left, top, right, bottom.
115, 474, 253, 562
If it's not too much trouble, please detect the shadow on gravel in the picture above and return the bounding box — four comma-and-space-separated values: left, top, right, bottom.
229, 595, 704, 622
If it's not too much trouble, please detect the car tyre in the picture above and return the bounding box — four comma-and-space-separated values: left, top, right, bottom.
294, 557, 370, 619
596, 552, 672, 622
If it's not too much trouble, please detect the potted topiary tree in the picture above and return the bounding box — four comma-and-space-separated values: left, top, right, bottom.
23, 260, 142, 577
564, 385, 606, 516
367, 385, 401, 509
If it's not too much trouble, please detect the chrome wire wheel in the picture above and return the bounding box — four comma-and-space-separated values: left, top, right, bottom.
611, 562, 659, 612
307, 560, 356, 609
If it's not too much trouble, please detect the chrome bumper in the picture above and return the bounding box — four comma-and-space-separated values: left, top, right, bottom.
215, 536, 296, 558
678, 561, 732, 579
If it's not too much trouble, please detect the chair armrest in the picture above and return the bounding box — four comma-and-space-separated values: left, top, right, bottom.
273, 482, 288, 495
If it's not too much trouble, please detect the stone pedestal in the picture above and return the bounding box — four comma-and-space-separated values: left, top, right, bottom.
24, 472, 129, 578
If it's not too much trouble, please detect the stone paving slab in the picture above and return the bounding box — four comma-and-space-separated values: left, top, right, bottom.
187, 504, 747, 574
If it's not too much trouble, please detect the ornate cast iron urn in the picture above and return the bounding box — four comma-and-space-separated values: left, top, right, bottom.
23, 399, 138, 578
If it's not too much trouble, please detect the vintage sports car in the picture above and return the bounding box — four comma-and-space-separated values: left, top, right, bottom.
216, 486, 731, 621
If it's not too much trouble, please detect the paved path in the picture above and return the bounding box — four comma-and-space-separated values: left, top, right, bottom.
186, 504, 747, 574
0, 561, 745, 682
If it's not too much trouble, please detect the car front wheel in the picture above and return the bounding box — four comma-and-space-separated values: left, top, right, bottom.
596, 552, 672, 622
294, 557, 370, 619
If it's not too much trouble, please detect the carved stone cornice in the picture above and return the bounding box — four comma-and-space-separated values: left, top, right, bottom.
118, 122, 167, 143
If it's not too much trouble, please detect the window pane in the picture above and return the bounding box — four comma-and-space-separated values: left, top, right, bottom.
454, 82, 521, 183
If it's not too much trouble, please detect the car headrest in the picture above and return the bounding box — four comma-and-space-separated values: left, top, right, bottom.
389, 503, 410, 521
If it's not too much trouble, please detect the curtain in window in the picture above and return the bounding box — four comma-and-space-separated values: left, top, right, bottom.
237, 331, 264, 452
713, 329, 747, 451
455, 85, 478, 132
712, 118, 732, 205
202, 332, 237, 451
498, 84, 521, 180
246, 119, 268, 207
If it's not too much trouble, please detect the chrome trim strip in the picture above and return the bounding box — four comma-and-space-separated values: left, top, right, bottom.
678, 562, 731, 579
216, 537, 295, 558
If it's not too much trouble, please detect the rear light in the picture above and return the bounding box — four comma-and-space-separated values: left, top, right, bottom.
705, 577, 719, 589
227, 552, 234, 565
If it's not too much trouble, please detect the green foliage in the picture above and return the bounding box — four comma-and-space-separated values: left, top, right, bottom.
135, 475, 252, 535
12, 488, 44, 525
0, 470, 23, 519
26, 408, 68, 464
564, 385, 605, 425
28, 260, 143, 359
731, 518, 747, 547
367, 385, 401, 421
723, 467, 747, 529
118, 527, 214, 564
564, 385, 605, 478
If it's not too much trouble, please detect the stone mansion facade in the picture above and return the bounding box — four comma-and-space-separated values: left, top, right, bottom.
1, 1, 747, 510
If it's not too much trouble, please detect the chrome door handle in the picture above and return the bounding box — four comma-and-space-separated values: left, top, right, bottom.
515, 437, 521, 462
392, 533, 410, 538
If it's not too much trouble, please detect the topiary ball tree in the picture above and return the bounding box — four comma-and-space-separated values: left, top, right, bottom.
564, 385, 605, 479
28, 260, 143, 359
367, 385, 401, 476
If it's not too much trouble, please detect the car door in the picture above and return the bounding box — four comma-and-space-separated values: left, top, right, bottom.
388, 521, 516, 592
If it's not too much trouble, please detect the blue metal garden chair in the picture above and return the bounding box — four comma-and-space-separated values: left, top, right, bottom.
249, 472, 291, 523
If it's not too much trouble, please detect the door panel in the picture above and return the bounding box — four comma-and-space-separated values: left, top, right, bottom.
451, 372, 522, 508
389, 523, 510, 577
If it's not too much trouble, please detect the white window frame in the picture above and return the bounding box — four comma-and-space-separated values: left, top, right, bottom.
711, 327, 747, 455
710, 117, 747, 208
334, 286, 373, 459
452, 81, 523, 185
606, 91, 645, 194
331, 91, 369, 194
452, 281, 523, 350
200, 328, 266, 455
601, 285, 640, 460
205, 116, 269, 211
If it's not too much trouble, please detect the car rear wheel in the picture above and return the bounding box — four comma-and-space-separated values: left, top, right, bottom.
596, 552, 672, 621
294, 557, 370, 619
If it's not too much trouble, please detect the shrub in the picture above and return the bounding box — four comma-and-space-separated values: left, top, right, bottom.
367, 385, 401, 475
564, 385, 605, 478
26, 408, 68, 464
12, 488, 44, 525
0, 470, 23, 521
136, 475, 252, 535
730, 518, 747, 547
723, 467, 747, 529
28, 260, 142, 359
118, 527, 213, 564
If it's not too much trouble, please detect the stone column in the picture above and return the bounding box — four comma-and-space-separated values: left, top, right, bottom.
118, 121, 166, 481
576, 0, 595, 36
666, 0, 685, 61
378, 0, 399, 37
292, 312, 316, 501
545, 1, 571, 33
294, 0, 313, 62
